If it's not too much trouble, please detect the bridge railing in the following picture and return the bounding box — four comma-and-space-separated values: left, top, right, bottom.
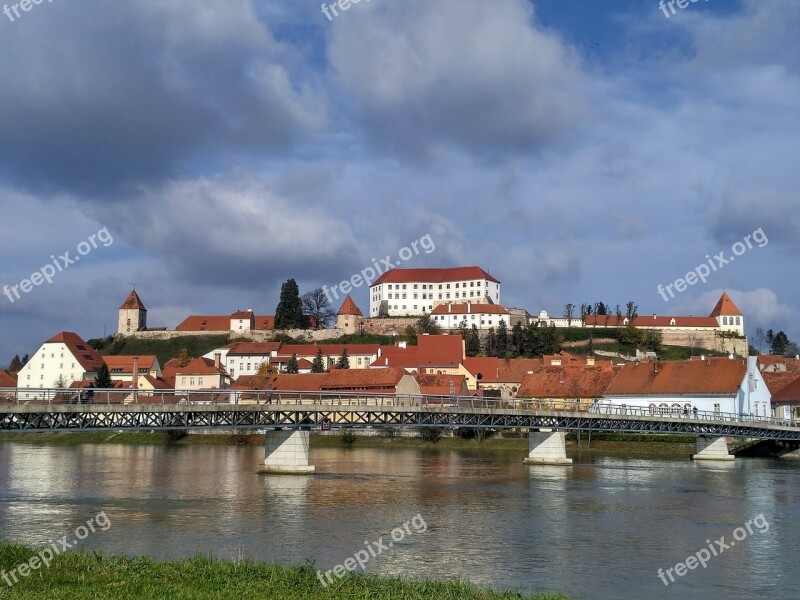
0, 387, 794, 428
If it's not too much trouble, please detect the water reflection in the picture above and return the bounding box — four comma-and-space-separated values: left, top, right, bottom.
0, 441, 799, 600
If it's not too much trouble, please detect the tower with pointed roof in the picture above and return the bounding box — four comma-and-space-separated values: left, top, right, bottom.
337, 295, 363, 335
709, 292, 744, 337
118, 290, 147, 334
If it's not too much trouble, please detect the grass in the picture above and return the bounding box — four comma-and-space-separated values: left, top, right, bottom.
0, 543, 569, 600
90, 335, 231, 367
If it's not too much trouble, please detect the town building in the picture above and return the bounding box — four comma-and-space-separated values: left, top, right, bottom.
276, 344, 381, 371
166, 356, 231, 390
103, 355, 162, 381
176, 309, 275, 332
414, 373, 469, 396
460, 357, 544, 397
417, 334, 465, 375
369, 266, 500, 317
430, 302, 511, 330
517, 361, 619, 410
203, 342, 282, 379
17, 332, 104, 398
337, 295, 363, 335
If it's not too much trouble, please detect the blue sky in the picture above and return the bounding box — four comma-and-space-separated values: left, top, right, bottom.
0, 0, 797, 361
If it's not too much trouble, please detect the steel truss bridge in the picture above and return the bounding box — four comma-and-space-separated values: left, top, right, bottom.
1, 389, 799, 441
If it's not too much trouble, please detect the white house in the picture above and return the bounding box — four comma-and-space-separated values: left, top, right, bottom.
603, 356, 768, 417
203, 342, 282, 380
369, 266, 500, 317
17, 332, 105, 398
430, 302, 511, 330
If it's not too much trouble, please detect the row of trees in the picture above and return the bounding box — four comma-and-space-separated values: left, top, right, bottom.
752, 328, 800, 356
458, 320, 561, 358
563, 301, 639, 325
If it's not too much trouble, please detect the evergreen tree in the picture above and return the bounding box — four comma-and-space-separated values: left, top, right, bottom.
497, 319, 509, 357
21, 354, 29, 366
275, 279, 304, 329
286, 354, 299, 374
337, 349, 350, 369
770, 331, 791, 355
485, 327, 498, 357
8, 355, 22, 373
511, 323, 523, 356
94, 364, 113, 388
467, 325, 481, 357
311, 348, 325, 373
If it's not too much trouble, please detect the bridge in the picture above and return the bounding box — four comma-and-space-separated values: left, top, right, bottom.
2, 388, 799, 472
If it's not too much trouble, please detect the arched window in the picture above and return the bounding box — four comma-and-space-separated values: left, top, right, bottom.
649, 403, 657, 415
736, 317, 741, 325
671, 403, 682, 415
723, 316, 728, 325
658, 403, 669, 416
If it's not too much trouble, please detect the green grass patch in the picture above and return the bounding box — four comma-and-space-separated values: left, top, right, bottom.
0, 543, 568, 600
90, 335, 231, 367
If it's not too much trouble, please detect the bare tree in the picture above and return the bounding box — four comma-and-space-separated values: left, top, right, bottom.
752, 327, 767, 354
301, 288, 336, 328
563, 303, 575, 327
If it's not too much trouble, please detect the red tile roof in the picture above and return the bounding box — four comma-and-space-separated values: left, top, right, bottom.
584, 315, 719, 328
771, 377, 800, 404
762, 371, 800, 395
417, 335, 464, 368
415, 373, 466, 395
430, 303, 509, 315
338, 295, 363, 316
606, 359, 746, 396
709, 292, 742, 317
174, 357, 226, 377
372, 266, 500, 286
267, 373, 327, 392
371, 345, 419, 369
462, 357, 544, 383
103, 355, 158, 373
226, 342, 282, 356
175, 314, 274, 331
230, 310, 254, 319
231, 374, 277, 391
279, 344, 380, 357
320, 367, 410, 391
45, 332, 105, 372
119, 290, 147, 310
518, 365, 618, 399
0, 369, 17, 387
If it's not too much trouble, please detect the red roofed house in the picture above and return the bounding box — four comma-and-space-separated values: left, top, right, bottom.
17, 332, 105, 399
103, 355, 162, 381
203, 342, 283, 380
603, 357, 758, 416
370, 343, 419, 370
336, 295, 363, 335
173, 357, 231, 390
461, 357, 544, 397
517, 363, 620, 411
417, 334, 465, 375
0, 369, 17, 400
277, 344, 381, 371
176, 308, 275, 333
118, 290, 148, 334
369, 266, 500, 317
234, 368, 420, 397
430, 302, 511, 331
414, 373, 468, 396
770, 377, 800, 421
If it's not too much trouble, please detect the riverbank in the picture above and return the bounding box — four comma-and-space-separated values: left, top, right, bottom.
0, 543, 568, 599
0, 430, 699, 455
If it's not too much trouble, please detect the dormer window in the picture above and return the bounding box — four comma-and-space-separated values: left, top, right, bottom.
670, 318, 676, 326
623, 318, 630, 326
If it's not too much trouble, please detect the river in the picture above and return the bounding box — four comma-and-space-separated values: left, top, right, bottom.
0, 441, 797, 599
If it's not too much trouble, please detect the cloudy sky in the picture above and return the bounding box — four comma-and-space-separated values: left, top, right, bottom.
0, 0, 797, 361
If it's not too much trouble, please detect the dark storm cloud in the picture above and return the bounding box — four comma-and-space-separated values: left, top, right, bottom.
0, 0, 325, 195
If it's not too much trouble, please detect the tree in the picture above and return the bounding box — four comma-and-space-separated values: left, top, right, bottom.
416, 314, 440, 335
497, 319, 509, 357
563, 303, 575, 327
594, 302, 607, 316
337, 349, 350, 369
467, 325, 481, 357
615, 304, 623, 326
21, 354, 29, 366
286, 354, 299, 374
301, 288, 336, 329
511, 323, 524, 356
257, 362, 276, 375
580, 304, 591, 322
752, 327, 767, 354
619, 325, 644, 352
625, 301, 638, 324
94, 364, 113, 388
643, 329, 663, 353
311, 348, 325, 373
275, 279, 304, 330
770, 331, 791, 356
8, 355, 22, 373
485, 327, 498, 357
54, 374, 68, 388
176, 347, 191, 368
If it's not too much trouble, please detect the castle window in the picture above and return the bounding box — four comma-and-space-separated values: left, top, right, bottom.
736, 317, 741, 325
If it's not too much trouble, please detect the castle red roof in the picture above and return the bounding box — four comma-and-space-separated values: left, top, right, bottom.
119, 290, 147, 311
709, 292, 742, 317
371, 266, 499, 286
45, 332, 105, 372
338, 295, 363, 316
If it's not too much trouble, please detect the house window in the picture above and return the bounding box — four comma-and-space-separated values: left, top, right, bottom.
736, 317, 741, 325
723, 317, 728, 325
181, 377, 187, 385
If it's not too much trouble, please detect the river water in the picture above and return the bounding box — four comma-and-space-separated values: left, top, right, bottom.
0, 441, 798, 599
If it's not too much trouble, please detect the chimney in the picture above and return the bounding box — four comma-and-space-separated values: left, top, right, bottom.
132, 357, 139, 390
653, 314, 656, 320
448, 303, 452, 313
214, 352, 221, 369
467, 302, 471, 314
247, 308, 252, 313
700, 354, 706, 361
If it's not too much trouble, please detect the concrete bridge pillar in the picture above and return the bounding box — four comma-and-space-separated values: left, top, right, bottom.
258, 429, 315, 474
692, 436, 734, 461
523, 430, 573, 466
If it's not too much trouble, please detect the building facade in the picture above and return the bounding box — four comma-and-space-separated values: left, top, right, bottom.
369, 266, 500, 317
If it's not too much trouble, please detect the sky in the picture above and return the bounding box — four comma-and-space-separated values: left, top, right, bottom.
0, 0, 798, 361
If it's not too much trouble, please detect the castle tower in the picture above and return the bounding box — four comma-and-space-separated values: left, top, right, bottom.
337, 295, 363, 335
118, 290, 147, 334
709, 292, 744, 337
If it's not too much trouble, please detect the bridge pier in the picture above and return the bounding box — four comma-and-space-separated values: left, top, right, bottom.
258, 429, 315, 475
691, 436, 735, 461
523, 430, 573, 466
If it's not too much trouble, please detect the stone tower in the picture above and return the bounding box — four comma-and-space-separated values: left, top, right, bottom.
336, 295, 363, 335
118, 290, 147, 334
